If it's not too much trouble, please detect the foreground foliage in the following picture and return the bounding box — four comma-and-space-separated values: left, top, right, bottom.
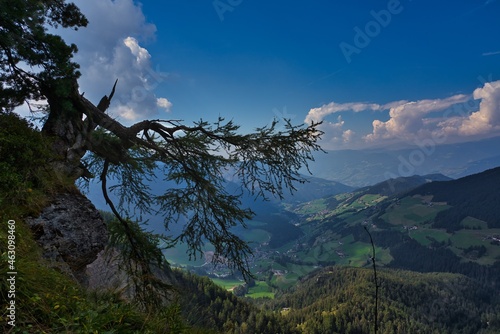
0, 114, 185, 332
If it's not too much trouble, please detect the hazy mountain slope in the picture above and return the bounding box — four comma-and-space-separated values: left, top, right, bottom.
455, 154, 500, 178
281, 175, 354, 203
309, 136, 500, 187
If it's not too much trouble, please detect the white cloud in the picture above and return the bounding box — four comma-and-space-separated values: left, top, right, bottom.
439, 80, 500, 137
342, 129, 355, 143
115, 105, 138, 121
482, 50, 500, 56
304, 99, 411, 125
308, 81, 500, 149
157, 97, 173, 112
314, 116, 358, 148
56, 0, 171, 122
68, 0, 156, 53
305, 102, 382, 124
124, 37, 151, 67
364, 94, 470, 142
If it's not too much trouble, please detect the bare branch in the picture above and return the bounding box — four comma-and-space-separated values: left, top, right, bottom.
96, 78, 118, 112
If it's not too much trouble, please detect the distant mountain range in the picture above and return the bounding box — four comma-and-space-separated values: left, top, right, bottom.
308, 135, 500, 187
279, 175, 354, 204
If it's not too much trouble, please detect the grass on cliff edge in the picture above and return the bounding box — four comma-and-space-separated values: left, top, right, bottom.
0, 112, 187, 333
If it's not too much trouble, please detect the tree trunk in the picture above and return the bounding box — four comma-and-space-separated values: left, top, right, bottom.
39, 79, 87, 179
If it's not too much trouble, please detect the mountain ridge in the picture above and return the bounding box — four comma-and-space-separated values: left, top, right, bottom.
309, 136, 500, 187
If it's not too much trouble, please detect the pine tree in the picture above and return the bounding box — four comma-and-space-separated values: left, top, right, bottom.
0, 0, 323, 304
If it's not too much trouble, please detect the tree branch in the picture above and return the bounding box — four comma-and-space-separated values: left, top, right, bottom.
73, 81, 323, 278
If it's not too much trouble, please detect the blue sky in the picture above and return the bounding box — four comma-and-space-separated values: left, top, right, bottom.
54, 0, 500, 150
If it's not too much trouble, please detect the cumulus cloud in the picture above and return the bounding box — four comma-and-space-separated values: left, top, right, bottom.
57, 0, 171, 122
304, 99, 412, 125
308, 81, 500, 149
439, 80, 500, 137
314, 116, 358, 148
157, 97, 173, 111
304, 99, 409, 149
305, 102, 382, 124
123, 36, 151, 67
342, 129, 355, 143
364, 94, 470, 142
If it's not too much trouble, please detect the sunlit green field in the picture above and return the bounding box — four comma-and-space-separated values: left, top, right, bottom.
461, 216, 488, 229
382, 196, 450, 225
210, 278, 244, 291
410, 228, 451, 246
450, 229, 500, 265
247, 281, 275, 299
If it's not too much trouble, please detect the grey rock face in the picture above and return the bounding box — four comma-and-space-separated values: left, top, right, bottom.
86, 248, 131, 297
86, 247, 176, 306
26, 192, 108, 285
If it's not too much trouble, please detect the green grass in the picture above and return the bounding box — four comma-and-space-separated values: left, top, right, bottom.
210, 278, 245, 291
339, 242, 371, 266
296, 199, 328, 215
348, 194, 385, 210
382, 196, 450, 226
361, 194, 382, 202
448, 229, 500, 265
246, 281, 275, 299
410, 229, 451, 246
241, 228, 271, 244
285, 263, 318, 277
301, 232, 393, 268
163, 242, 207, 267
0, 114, 190, 333
342, 210, 371, 225
271, 273, 297, 290
450, 230, 491, 248
461, 216, 488, 229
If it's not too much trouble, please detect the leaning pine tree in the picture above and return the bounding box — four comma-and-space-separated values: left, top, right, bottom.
0, 0, 323, 306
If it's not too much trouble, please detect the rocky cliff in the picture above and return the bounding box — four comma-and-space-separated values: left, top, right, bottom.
26, 191, 108, 285
27, 190, 175, 305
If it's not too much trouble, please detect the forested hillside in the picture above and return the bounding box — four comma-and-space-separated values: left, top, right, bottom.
268, 267, 500, 334
408, 166, 500, 230
359, 173, 452, 197
172, 270, 295, 333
